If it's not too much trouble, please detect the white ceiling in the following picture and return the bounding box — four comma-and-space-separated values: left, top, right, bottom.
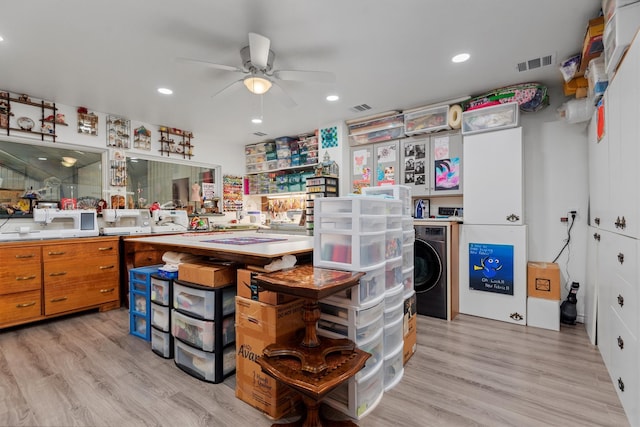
0, 0, 601, 148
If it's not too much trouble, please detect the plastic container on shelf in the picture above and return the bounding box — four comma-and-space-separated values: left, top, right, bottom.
403, 105, 450, 135
323, 261, 386, 308
461, 102, 519, 135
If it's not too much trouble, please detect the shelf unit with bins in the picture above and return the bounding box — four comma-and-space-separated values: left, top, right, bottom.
246, 165, 317, 196
0, 91, 59, 141
305, 175, 339, 235
158, 127, 194, 159
129, 264, 162, 341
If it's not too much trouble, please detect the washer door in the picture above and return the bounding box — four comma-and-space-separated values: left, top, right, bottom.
414, 238, 443, 293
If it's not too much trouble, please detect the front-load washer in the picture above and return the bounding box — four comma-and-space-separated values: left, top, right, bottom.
414, 224, 447, 319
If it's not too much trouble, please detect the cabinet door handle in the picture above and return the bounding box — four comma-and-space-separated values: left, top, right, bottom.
48, 251, 66, 256
15, 254, 35, 259
594, 217, 600, 225
617, 253, 624, 264
617, 336, 624, 350
15, 275, 36, 281
99, 265, 115, 270
506, 214, 520, 222
98, 246, 113, 251
509, 312, 524, 321
617, 294, 624, 307
593, 232, 600, 241
100, 288, 115, 293
618, 377, 625, 392
49, 272, 67, 277
16, 301, 36, 308
50, 297, 68, 303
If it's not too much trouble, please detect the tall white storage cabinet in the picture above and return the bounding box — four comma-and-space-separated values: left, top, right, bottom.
462, 127, 524, 225
588, 33, 640, 426
459, 126, 527, 325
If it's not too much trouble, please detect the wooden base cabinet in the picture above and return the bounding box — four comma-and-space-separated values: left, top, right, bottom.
0, 237, 120, 329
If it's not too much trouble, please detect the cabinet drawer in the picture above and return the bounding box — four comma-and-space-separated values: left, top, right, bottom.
44, 256, 118, 286
0, 290, 42, 325
42, 240, 118, 262
0, 265, 41, 295
609, 275, 638, 338
607, 308, 638, 421
0, 246, 41, 265
44, 277, 119, 316
134, 250, 164, 267
607, 233, 637, 287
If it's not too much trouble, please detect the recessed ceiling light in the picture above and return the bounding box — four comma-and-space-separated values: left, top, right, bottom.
326, 94, 339, 102
452, 53, 470, 63
0, 36, 4, 42
157, 87, 173, 95
251, 117, 263, 124
38, 157, 47, 161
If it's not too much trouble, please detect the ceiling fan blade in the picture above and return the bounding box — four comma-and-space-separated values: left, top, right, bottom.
248, 32, 271, 69
273, 69, 336, 83
269, 81, 297, 109
212, 79, 244, 98
175, 57, 243, 73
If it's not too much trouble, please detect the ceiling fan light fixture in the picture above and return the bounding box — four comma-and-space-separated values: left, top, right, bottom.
62, 156, 77, 166
244, 76, 272, 95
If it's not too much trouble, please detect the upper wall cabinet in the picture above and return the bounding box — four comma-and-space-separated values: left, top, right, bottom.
0, 91, 60, 142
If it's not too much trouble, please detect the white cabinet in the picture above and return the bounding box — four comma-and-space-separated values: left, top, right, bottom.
584, 226, 600, 345
400, 131, 463, 197
458, 224, 528, 325
590, 33, 640, 427
463, 127, 523, 225
350, 140, 400, 193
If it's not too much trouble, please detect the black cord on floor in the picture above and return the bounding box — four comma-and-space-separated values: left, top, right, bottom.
552, 213, 575, 264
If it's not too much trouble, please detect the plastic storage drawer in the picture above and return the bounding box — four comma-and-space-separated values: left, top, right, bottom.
402, 242, 414, 270
383, 342, 404, 391
323, 261, 386, 308
403, 229, 415, 245
324, 361, 384, 420
384, 284, 404, 311
402, 216, 414, 231
384, 299, 404, 324
314, 230, 385, 270
172, 309, 235, 352
402, 266, 415, 296
319, 299, 384, 332
363, 185, 412, 215
317, 311, 383, 344
151, 303, 171, 332
386, 228, 403, 259
174, 340, 236, 384
151, 326, 174, 359
385, 256, 403, 290
150, 274, 172, 306
403, 105, 450, 135
461, 102, 519, 135
384, 314, 404, 354
315, 214, 386, 233
173, 281, 235, 320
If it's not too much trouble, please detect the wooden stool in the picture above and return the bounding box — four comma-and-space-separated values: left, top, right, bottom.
255, 265, 369, 427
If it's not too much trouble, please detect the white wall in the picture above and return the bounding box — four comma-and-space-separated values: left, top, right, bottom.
522, 85, 590, 320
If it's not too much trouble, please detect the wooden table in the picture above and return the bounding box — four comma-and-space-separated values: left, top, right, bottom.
254, 265, 369, 427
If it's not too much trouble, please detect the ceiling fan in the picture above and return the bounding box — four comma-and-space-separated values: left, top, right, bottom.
178, 33, 336, 107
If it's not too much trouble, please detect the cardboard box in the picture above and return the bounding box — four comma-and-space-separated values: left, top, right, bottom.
527, 297, 560, 331
527, 262, 561, 300
579, 16, 605, 73
237, 269, 297, 305
235, 296, 304, 419
403, 292, 417, 365
562, 76, 588, 96
178, 262, 236, 288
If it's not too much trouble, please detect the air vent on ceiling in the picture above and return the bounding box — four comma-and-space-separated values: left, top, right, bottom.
253, 131, 267, 137
516, 53, 556, 72
350, 103, 372, 113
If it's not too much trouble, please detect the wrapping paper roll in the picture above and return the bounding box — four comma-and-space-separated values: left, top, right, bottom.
448, 104, 462, 129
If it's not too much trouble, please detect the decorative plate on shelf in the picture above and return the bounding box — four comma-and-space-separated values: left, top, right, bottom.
17, 117, 35, 130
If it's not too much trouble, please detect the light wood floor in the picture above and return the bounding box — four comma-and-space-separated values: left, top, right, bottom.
0, 308, 629, 427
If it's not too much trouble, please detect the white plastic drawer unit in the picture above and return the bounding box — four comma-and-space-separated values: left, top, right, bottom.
384, 284, 404, 311
383, 314, 404, 354
172, 281, 235, 321
317, 310, 383, 344
383, 342, 404, 391
323, 261, 386, 308
319, 298, 384, 331
314, 230, 386, 270
324, 361, 384, 420
171, 309, 235, 352
174, 340, 236, 383
385, 256, 403, 290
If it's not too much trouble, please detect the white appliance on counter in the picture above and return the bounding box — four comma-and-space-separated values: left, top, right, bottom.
459, 127, 528, 325
0, 208, 99, 241
100, 208, 152, 235
150, 209, 189, 233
